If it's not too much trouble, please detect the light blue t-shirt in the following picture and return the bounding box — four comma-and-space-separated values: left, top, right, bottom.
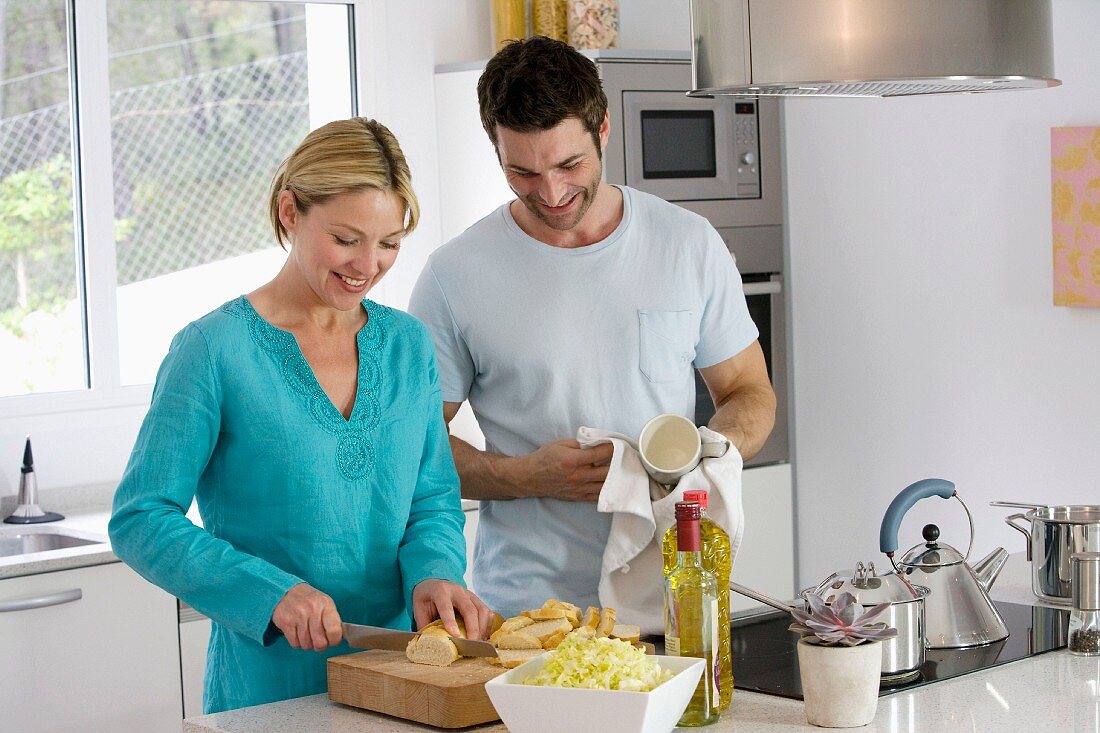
408, 186, 758, 617
109, 296, 465, 713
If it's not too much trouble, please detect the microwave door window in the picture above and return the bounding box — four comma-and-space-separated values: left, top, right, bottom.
640, 110, 716, 179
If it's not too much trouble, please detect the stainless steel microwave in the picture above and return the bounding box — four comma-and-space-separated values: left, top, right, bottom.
621, 92, 761, 202
596, 52, 783, 232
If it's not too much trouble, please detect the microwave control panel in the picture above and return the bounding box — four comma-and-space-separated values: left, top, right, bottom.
732, 101, 761, 197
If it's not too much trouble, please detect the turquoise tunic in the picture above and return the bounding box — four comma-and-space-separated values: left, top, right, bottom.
109, 296, 466, 713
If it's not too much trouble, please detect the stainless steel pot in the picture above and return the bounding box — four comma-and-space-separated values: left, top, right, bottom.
731, 561, 929, 682
806, 562, 929, 682
993, 502, 1100, 605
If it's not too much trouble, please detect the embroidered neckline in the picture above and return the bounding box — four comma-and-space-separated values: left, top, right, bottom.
223, 295, 391, 480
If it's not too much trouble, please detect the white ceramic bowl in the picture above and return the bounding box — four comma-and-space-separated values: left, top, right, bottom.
484, 653, 705, 733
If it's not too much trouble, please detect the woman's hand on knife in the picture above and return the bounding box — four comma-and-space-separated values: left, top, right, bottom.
272, 582, 343, 651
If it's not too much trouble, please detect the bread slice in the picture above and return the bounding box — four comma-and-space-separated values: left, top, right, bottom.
542, 630, 568, 649
490, 611, 506, 634
567, 626, 596, 641
521, 618, 573, 643
405, 629, 459, 667
499, 615, 535, 633
596, 607, 618, 637
523, 607, 574, 622
493, 630, 543, 650
581, 606, 600, 631
543, 599, 581, 615
609, 623, 640, 644
488, 648, 544, 669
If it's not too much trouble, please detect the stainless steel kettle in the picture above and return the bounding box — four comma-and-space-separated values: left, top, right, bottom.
879, 478, 1010, 649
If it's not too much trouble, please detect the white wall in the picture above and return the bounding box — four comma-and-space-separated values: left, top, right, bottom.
786, 0, 1100, 587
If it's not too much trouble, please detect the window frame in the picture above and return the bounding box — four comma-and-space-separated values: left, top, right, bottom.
0, 0, 383, 421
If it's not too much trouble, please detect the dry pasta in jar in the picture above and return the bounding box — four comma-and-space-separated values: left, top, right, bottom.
567, 0, 619, 49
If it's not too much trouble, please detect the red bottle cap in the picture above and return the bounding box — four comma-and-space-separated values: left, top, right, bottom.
675, 501, 702, 521
682, 490, 709, 510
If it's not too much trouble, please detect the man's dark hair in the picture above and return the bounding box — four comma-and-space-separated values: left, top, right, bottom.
477, 36, 608, 153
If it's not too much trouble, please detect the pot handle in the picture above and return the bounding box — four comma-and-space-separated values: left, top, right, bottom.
879, 478, 956, 557
1005, 513, 1033, 562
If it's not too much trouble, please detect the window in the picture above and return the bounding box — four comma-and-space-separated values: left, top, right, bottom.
0, 0, 355, 398
0, 0, 83, 396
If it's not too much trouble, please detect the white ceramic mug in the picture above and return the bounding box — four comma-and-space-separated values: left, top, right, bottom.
638, 413, 729, 485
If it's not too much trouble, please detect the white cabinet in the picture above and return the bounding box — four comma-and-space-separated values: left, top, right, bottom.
0, 561, 182, 733
733, 463, 796, 611
179, 603, 211, 719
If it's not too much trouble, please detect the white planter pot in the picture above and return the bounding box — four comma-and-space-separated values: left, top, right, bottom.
797, 639, 882, 728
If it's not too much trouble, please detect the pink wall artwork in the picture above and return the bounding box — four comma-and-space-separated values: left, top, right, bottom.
1052, 126, 1100, 307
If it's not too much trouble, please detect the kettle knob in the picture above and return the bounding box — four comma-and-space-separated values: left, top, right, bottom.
923, 524, 940, 544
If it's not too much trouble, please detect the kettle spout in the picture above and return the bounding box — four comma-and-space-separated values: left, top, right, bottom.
972, 547, 1010, 593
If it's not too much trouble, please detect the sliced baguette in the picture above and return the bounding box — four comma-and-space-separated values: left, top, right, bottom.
596, 607, 618, 637
523, 607, 573, 622
523, 618, 573, 641
609, 623, 640, 644
499, 615, 535, 633
489, 648, 545, 669
405, 631, 459, 666
542, 630, 568, 649
581, 606, 600, 631
493, 630, 543, 650
543, 599, 582, 615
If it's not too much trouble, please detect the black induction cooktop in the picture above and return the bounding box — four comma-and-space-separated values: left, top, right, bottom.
645, 601, 1069, 700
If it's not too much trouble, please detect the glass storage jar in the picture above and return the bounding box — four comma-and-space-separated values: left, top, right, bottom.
1069, 552, 1100, 656
567, 0, 619, 49
532, 0, 567, 42
492, 0, 529, 52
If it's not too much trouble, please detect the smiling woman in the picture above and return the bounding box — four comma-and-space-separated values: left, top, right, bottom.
108, 118, 494, 715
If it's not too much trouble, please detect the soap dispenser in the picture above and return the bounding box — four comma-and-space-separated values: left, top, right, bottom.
4, 437, 64, 524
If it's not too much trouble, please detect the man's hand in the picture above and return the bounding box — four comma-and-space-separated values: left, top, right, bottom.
516, 439, 613, 502
413, 579, 496, 640
272, 582, 343, 651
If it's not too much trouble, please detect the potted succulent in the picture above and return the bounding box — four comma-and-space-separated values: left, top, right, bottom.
789, 591, 898, 728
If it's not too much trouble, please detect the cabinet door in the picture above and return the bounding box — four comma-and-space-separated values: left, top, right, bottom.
733, 463, 796, 611
0, 562, 181, 733
179, 605, 211, 719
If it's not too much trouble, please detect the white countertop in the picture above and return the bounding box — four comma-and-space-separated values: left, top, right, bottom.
183, 555, 1100, 733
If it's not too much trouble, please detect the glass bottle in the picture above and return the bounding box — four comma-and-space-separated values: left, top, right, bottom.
664, 501, 720, 726
662, 489, 732, 709
1069, 552, 1100, 656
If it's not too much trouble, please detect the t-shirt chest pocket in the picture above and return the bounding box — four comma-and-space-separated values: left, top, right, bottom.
637, 309, 696, 383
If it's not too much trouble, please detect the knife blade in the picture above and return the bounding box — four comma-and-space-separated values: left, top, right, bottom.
342, 622, 498, 658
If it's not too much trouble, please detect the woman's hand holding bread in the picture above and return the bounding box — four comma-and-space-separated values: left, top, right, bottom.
412, 578, 495, 640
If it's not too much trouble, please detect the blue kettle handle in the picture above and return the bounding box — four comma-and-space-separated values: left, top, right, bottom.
879, 478, 956, 555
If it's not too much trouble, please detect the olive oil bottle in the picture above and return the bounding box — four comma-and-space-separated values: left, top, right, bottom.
664, 501, 720, 726
662, 489, 732, 709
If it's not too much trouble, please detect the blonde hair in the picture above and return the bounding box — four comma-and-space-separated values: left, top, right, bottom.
267, 117, 420, 248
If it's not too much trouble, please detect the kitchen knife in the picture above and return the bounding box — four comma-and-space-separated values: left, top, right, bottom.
341, 622, 498, 658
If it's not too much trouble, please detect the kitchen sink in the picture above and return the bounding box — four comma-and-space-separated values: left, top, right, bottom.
0, 526, 106, 559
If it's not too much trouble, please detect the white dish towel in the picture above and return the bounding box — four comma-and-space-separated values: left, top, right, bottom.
577, 425, 745, 635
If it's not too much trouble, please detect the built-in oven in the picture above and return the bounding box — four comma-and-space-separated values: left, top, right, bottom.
596, 52, 788, 467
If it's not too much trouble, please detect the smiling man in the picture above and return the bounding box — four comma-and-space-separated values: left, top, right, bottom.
408, 37, 776, 617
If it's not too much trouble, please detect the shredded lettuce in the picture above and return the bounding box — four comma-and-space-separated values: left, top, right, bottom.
522, 635, 673, 692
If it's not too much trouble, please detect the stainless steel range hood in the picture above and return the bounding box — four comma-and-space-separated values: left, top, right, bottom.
689, 0, 1060, 98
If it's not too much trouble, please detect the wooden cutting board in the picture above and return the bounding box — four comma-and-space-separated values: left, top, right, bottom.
327, 650, 505, 728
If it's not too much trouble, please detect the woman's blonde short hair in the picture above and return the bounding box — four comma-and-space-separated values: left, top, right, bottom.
267, 117, 419, 248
